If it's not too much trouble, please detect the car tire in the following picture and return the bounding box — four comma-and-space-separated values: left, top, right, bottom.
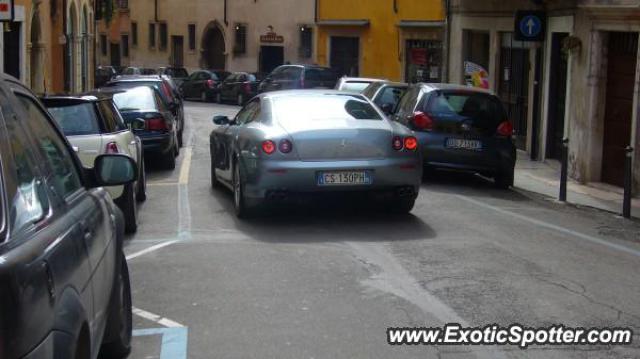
100, 253, 133, 358
494, 169, 514, 189
136, 156, 147, 202
233, 161, 254, 218
162, 149, 177, 170
122, 184, 138, 234
210, 152, 220, 189
237, 93, 244, 106
389, 198, 416, 214
216, 93, 222, 104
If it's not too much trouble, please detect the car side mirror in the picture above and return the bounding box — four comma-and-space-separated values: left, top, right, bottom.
380, 103, 394, 115
130, 118, 146, 131
212, 115, 230, 125
93, 154, 138, 187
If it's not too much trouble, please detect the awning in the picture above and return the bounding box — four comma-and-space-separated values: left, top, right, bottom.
316, 19, 370, 27
397, 20, 445, 28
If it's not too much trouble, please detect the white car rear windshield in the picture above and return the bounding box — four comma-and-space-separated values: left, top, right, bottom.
341, 82, 372, 93
48, 103, 101, 136
273, 95, 382, 124
113, 87, 157, 112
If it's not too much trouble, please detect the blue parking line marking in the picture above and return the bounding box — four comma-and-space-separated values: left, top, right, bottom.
133, 327, 188, 359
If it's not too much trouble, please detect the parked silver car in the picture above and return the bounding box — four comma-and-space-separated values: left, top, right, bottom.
209, 90, 422, 218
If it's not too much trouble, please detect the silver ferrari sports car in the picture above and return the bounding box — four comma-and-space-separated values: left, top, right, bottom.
209, 90, 422, 218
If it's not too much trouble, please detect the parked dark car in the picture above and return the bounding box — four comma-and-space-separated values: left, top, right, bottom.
95, 65, 118, 87
215, 72, 259, 105
258, 65, 338, 93
0, 74, 135, 358
180, 70, 230, 102
41, 94, 147, 233
110, 86, 180, 170
104, 75, 185, 147
392, 83, 516, 188
362, 81, 408, 115
157, 66, 190, 87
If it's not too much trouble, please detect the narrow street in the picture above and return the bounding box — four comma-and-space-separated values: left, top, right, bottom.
125, 101, 640, 359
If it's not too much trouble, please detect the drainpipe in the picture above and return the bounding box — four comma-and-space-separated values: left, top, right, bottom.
443, 0, 451, 82
224, 0, 228, 26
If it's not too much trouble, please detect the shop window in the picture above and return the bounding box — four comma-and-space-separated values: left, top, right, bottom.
405, 39, 442, 83
159, 23, 168, 51
188, 24, 196, 51
299, 25, 312, 58
234, 24, 247, 55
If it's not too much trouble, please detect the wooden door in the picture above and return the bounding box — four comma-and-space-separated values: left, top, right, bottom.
602, 32, 638, 186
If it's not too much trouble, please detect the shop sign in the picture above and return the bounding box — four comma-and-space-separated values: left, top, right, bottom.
260, 32, 284, 44
0, 0, 14, 22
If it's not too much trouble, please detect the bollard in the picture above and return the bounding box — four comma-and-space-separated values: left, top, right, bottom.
559, 138, 569, 202
623, 146, 633, 218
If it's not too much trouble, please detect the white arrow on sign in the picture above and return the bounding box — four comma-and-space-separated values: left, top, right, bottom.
526, 18, 535, 35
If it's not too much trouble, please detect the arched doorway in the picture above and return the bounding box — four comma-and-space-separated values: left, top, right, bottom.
201, 22, 226, 70
30, 9, 44, 93
65, 2, 78, 92
80, 5, 88, 91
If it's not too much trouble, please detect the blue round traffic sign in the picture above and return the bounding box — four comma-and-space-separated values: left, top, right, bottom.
519, 15, 542, 38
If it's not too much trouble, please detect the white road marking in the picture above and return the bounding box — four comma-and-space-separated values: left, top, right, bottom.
126, 240, 180, 261
457, 195, 640, 258
179, 147, 193, 185
133, 307, 185, 328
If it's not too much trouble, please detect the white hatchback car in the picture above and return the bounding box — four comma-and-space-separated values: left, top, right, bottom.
42, 94, 146, 233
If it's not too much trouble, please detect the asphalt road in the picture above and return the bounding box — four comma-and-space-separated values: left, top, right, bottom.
124, 100, 640, 359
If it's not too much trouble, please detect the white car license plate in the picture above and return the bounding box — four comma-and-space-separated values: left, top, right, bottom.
445, 138, 482, 151
317, 171, 372, 186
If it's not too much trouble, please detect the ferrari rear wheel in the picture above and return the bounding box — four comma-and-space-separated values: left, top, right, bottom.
233, 162, 253, 218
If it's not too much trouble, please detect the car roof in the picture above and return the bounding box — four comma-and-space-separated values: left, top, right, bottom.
261, 89, 367, 100
40, 93, 111, 104
419, 82, 495, 95
113, 75, 163, 82
341, 77, 385, 82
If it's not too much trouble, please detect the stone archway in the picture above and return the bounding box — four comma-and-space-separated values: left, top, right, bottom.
30, 9, 44, 93
201, 21, 226, 70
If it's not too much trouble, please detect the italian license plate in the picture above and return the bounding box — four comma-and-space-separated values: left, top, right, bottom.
317, 171, 372, 186
445, 138, 482, 151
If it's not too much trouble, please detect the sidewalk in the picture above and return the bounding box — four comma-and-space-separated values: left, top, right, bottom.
514, 151, 640, 219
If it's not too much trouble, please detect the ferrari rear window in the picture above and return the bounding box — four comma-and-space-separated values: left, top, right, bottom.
273, 95, 382, 124
47, 103, 101, 136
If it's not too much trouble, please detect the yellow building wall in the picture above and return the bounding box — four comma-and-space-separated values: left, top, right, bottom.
317, 0, 444, 81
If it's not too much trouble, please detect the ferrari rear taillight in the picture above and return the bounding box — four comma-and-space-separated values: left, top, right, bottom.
146, 117, 169, 131
497, 121, 513, 137
392, 136, 403, 151
206, 79, 216, 88
412, 111, 433, 131
279, 139, 293, 153
404, 136, 418, 151
105, 142, 120, 154
262, 140, 276, 154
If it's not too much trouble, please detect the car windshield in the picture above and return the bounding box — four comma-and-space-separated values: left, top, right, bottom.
112, 87, 157, 112
341, 81, 372, 93
273, 94, 382, 125
47, 103, 101, 136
